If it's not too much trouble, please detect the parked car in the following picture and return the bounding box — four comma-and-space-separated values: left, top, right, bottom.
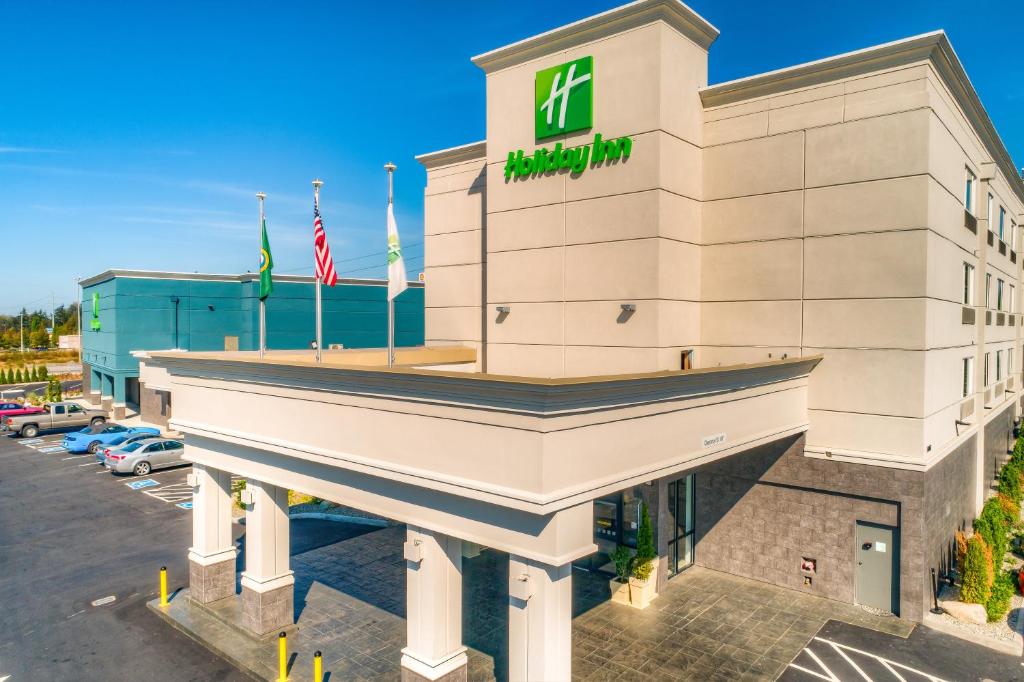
63, 424, 160, 454
96, 431, 164, 465
2, 401, 106, 438
0, 402, 45, 421
106, 438, 185, 476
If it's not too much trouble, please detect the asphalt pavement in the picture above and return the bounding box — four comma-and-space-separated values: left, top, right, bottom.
0, 431, 368, 681
0, 379, 82, 399
780, 618, 1024, 682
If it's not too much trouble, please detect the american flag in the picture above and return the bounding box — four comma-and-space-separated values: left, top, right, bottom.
313, 204, 338, 286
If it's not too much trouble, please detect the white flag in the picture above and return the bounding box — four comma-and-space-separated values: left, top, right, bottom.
387, 203, 408, 301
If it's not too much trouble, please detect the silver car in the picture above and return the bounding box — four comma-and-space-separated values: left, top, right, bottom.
106, 438, 185, 476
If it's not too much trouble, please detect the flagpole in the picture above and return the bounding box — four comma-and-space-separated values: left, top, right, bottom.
256, 192, 267, 359
385, 162, 396, 368
313, 178, 324, 364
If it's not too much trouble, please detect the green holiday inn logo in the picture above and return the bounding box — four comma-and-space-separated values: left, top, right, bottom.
535, 56, 593, 139
505, 55, 632, 181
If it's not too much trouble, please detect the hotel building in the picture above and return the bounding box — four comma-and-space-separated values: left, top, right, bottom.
143, 2, 1024, 679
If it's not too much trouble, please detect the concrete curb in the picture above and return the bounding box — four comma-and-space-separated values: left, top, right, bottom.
287, 512, 388, 527
922, 611, 1024, 657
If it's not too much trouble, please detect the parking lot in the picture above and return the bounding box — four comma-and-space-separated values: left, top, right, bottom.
7, 429, 208, 512
0, 426, 248, 682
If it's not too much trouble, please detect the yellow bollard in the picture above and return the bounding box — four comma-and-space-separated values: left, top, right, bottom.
159, 566, 168, 607
278, 631, 288, 682
313, 651, 322, 682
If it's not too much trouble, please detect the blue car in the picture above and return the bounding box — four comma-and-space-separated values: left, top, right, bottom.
62, 424, 161, 454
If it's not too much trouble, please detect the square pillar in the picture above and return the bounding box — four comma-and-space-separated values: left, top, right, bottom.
240, 479, 293, 635
401, 527, 468, 682
508, 556, 572, 682
187, 464, 237, 604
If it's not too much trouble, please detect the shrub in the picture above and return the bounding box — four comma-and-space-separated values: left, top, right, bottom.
610, 546, 632, 584
954, 529, 969, 571
0, 368, 7, 384
632, 500, 657, 582
999, 462, 1024, 504
37, 365, 47, 380
45, 378, 62, 403
14, 368, 22, 383
987, 571, 1015, 622
975, 497, 1010, 565
997, 493, 1021, 526
961, 534, 994, 604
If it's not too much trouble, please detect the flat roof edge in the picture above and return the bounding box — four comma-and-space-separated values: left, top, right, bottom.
415, 140, 487, 169
79, 269, 424, 289
701, 30, 1024, 203
471, 0, 718, 74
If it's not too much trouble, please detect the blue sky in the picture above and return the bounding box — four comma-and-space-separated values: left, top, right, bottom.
2, 0, 1022, 313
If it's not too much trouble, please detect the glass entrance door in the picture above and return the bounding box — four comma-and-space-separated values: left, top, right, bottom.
667, 474, 695, 576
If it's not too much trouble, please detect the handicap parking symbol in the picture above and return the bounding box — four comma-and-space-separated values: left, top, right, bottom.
127, 479, 160, 490
176, 502, 193, 510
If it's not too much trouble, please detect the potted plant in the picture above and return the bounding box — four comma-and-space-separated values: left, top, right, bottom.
609, 501, 659, 609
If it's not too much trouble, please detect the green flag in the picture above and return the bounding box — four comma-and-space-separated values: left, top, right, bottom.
259, 217, 273, 300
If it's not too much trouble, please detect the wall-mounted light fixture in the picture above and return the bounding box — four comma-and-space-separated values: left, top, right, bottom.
208, 304, 215, 311
620, 303, 636, 312
495, 306, 511, 314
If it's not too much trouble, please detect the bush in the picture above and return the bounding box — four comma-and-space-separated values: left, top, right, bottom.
37, 365, 47, 380
44, 377, 62, 403
987, 571, 1015, 622
999, 463, 1024, 504
998, 494, 1021, 526
14, 368, 22, 383
954, 529, 969, 572
632, 501, 657, 582
0, 368, 7, 384
610, 545, 632, 583
975, 497, 1010, 565
961, 535, 994, 604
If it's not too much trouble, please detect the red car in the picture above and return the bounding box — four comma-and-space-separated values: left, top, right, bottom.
0, 402, 45, 421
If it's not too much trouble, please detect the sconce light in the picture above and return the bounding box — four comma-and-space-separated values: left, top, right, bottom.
495, 306, 511, 314
208, 304, 215, 311
620, 303, 636, 313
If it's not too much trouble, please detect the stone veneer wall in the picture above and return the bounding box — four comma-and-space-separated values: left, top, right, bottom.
694, 434, 928, 621
983, 404, 1014, 491
139, 382, 170, 429
921, 436, 976, 616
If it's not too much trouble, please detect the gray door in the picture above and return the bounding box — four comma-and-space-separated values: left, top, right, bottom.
855, 522, 896, 613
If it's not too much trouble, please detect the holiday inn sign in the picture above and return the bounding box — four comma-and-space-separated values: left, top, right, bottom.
504, 56, 633, 180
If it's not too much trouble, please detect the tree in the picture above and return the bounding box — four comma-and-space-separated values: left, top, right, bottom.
37, 365, 47, 380
0, 368, 7, 384
14, 368, 22, 383
961, 535, 993, 604
29, 328, 49, 349
632, 500, 657, 582
45, 377, 62, 403
28, 366, 38, 382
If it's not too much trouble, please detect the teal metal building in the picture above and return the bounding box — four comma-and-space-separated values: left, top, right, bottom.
79, 270, 425, 417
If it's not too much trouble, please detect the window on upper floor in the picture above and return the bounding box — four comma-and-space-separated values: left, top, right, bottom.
1013, 220, 1019, 252
985, 352, 991, 386
997, 350, 1003, 381
1011, 284, 1017, 314
962, 356, 973, 398
986, 273, 992, 307
989, 193, 995, 226
963, 262, 975, 305
1010, 350, 1014, 377
998, 279, 1005, 311
965, 169, 976, 214
999, 206, 1007, 242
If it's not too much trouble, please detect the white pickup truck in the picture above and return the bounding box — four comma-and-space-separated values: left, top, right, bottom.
2, 401, 107, 438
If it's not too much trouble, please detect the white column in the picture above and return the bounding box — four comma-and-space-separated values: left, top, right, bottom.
401, 526, 467, 681
240, 479, 292, 589
508, 555, 572, 682
239, 479, 294, 634
187, 464, 236, 603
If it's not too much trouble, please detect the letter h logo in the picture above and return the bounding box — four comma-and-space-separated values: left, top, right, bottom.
535, 56, 593, 140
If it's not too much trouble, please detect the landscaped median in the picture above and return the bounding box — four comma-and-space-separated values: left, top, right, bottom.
934, 430, 1024, 653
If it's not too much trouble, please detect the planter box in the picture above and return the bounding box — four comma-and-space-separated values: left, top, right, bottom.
609, 561, 658, 609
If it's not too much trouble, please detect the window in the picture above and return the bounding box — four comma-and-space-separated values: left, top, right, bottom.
985, 352, 990, 386
999, 206, 1006, 241
963, 263, 975, 304
963, 357, 973, 398
1010, 351, 1014, 378
67, 404, 81, 413
986, 273, 992, 307
988, 193, 994, 225
1011, 285, 1017, 314
998, 279, 1005, 311
54, 405, 65, 415
1013, 220, 1018, 252
997, 350, 1003, 381
965, 168, 976, 214
681, 350, 693, 370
